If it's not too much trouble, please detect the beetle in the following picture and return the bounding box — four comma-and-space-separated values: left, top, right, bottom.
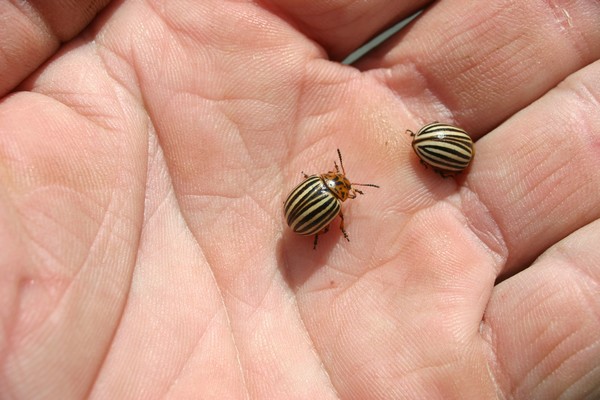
284, 149, 379, 249
408, 122, 474, 177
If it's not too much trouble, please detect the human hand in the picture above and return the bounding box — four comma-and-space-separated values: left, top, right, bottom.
1, 1, 599, 398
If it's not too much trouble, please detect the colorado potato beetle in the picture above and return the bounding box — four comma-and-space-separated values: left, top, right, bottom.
408, 122, 474, 177
284, 149, 379, 249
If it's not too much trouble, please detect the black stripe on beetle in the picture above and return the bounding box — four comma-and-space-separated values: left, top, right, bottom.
408, 122, 474, 177
283, 149, 379, 249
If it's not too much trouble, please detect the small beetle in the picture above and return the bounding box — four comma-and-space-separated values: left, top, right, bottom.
284, 149, 379, 249
408, 122, 474, 177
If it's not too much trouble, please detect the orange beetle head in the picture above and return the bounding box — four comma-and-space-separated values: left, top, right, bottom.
321, 172, 352, 202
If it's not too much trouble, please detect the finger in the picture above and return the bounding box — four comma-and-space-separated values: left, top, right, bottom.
269, 0, 430, 60
357, 0, 600, 135
0, 0, 111, 96
481, 219, 600, 399
464, 60, 600, 277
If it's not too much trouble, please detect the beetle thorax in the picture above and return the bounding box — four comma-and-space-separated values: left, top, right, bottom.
321, 172, 352, 201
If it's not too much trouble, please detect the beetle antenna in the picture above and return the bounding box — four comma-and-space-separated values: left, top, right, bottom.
336, 149, 346, 175
352, 183, 380, 188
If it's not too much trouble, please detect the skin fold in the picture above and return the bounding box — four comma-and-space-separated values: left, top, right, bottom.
1, 0, 599, 399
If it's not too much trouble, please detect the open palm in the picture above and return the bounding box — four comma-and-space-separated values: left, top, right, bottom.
2, 1, 600, 398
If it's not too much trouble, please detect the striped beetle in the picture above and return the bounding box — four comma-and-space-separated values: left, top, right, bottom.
284, 149, 379, 249
408, 122, 474, 177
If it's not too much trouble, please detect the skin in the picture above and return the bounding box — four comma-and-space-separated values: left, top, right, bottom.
1, 0, 599, 399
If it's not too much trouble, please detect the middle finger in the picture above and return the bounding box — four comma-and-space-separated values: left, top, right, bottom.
356, 0, 600, 135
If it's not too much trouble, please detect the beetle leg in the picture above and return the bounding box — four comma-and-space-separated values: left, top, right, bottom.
313, 226, 330, 249
302, 171, 309, 179
339, 211, 349, 242
435, 169, 455, 179
354, 188, 364, 196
